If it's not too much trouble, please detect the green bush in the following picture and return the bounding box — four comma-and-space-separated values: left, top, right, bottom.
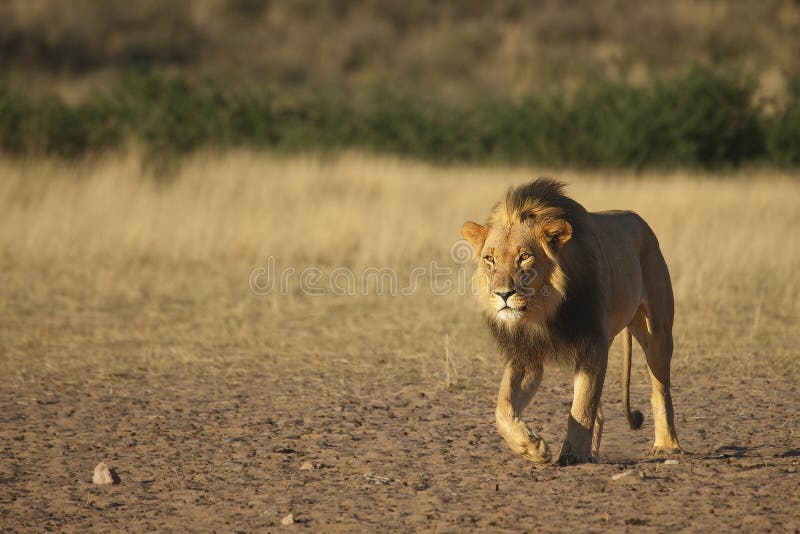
0, 68, 797, 169
643, 69, 765, 167
765, 77, 800, 167
0, 83, 27, 154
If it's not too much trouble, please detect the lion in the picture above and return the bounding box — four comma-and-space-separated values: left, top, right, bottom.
460, 178, 681, 465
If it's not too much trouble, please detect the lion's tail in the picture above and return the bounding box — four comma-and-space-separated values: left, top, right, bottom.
622, 326, 644, 430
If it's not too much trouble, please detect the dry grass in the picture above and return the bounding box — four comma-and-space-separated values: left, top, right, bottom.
3, 151, 799, 266
1, 152, 798, 383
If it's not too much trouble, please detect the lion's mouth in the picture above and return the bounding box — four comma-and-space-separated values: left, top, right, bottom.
498, 304, 526, 312
496, 305, 526, 320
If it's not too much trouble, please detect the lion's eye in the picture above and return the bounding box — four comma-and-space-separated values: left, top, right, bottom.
483, 254, 495, 266
519, 252, 532, 263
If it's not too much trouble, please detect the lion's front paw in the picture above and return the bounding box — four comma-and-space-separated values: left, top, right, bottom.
505, 419, 551, 463
650, 446, 682, 457
556, 452, 597, 466
518, 436, 551, 464
557, 440, 596, 466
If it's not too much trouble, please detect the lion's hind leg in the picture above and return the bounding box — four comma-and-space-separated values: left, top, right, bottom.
591, 403, 604, 458
630, 310, 681, 455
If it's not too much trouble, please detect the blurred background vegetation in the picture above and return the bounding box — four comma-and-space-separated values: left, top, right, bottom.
2, 0, 800, 168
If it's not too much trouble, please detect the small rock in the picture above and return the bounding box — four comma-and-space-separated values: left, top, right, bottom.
92, 462, 121, 485
664, 459, 680, 465
300, 461, 314, 471
281, 513, 294, 526
611, 469, 636, 481
364, 473, 391, 485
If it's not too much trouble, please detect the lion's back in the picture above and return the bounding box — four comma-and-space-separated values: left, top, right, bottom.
588, 209, 671, 335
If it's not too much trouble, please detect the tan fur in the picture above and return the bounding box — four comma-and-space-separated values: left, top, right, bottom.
461, 178, 681, 465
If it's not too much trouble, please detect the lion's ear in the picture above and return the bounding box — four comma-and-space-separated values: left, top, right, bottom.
539, 219, 572, 249
461, 221, 488, 252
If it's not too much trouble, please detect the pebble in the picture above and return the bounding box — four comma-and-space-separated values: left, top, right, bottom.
300, 461, 314, 470
92, 462, 120, 485
611, 469, 636, 481
281, 514, 295, 526
664, 459, 680, 465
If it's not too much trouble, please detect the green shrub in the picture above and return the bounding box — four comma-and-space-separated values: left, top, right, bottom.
0, 68, 797, 169
765, 77, 800, 167
0, 83, 27, 154
642, 68, 765, 167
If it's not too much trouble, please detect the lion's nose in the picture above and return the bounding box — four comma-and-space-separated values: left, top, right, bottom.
494, 289, 516, 302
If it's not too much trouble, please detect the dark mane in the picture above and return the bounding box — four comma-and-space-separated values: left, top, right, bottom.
491, 178, 585, 228
504, 178, 567, 216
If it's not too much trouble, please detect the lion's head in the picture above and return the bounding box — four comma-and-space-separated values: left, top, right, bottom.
461, 179, 577, 330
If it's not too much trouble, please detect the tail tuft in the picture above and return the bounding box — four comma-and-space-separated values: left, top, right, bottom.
628, 409, 644, 430
621, 326, 643, 431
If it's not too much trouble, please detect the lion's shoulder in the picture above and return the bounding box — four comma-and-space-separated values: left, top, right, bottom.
587, 209, 653, 248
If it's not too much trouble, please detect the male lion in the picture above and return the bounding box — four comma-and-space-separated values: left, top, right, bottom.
461, 179, 681, 465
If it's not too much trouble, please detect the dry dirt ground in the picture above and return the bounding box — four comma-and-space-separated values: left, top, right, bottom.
1, 154, 799, 531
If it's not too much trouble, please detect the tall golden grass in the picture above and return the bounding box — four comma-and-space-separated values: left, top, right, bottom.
1, 152, 798, 377
3, 152, 798, 270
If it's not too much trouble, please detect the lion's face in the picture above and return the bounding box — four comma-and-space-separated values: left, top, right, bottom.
461, 216, 571, 328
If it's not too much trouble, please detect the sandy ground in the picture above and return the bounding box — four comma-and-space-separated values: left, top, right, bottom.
1, 263, 798, 533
